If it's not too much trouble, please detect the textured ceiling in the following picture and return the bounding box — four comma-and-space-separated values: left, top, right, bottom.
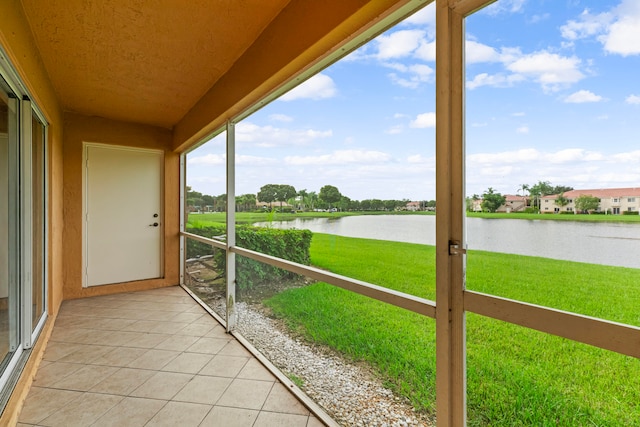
21, 0, 291, 128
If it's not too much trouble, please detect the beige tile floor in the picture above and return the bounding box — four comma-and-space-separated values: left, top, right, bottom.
18, 286, 326, 427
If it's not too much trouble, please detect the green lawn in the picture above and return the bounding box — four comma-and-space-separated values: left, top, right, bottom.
264, 233, 640, 426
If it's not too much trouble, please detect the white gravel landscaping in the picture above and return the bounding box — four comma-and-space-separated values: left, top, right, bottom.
233, 301, 433, 427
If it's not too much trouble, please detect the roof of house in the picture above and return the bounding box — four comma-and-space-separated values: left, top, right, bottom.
541, 187, 640, 199
504, 194, 527, 202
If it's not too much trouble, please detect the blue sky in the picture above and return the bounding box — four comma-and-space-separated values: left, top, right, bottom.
187, 0, 640, 201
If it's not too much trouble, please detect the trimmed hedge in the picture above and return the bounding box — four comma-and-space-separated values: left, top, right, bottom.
186, 225, 226, 259
186, 226, 312, 291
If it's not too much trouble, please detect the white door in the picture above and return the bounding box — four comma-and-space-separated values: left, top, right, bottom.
84, 144, 163, 287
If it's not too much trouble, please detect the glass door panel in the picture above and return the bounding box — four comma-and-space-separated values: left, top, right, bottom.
0, 77, 19, 373
31, 115, 45, 329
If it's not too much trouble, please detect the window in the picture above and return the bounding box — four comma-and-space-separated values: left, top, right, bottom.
0, 54, 48, 399
628, 198, 635, 203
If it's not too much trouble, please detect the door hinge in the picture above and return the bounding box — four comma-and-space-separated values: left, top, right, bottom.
449, 241, 466, 256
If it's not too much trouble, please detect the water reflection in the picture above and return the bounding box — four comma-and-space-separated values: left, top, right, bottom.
256, 215, 640, 269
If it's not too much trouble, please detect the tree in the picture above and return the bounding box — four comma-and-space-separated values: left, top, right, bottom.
575, 194, 600, 213
257, 184, 278, 208
202, 194, 215, 211
235, 193, 256, 212
338, 196, 351, 212
296, 189, 309, 211
481, 187, 506, 213
518, 183, 529, 197
552, 185, 573, 194
308, 191, 318, 211
529, 181, 553, 210
275, 184, 296, 209
370, 199, 384, 211
555, 193, 569, 211
384, 200, 398, 211
319, 185, 342, 208
186, 188, 204, 210
215, 194, 226, 212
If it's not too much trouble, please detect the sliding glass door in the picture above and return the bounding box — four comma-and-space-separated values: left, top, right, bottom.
0, 59, 48, 400
30, 115, 46, 335
0, 76, 19, 376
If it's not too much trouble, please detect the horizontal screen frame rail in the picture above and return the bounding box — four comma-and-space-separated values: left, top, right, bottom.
464, 290, 640, 359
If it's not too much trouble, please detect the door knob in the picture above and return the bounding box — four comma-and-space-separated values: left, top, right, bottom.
149, 222, 159, 227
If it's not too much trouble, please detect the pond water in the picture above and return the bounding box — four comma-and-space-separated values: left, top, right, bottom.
255, 215, 640, 269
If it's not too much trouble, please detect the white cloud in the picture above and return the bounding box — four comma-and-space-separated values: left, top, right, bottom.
507, 51, 584, 92
560, 2, 640, 56
546, 149, 580, 163
512, 112, 526, 117
414, 40, 436, 61
403, 4, 435, 27
236, 155, 277, 166
465, 40, 502, 63
560, 9, 613, 41
386, 63, 434, 88
626, 94, 640, 104
374, 30, 426, 59
235, 122, 332, 147
386, 125, 404, 135
564, 90, 604, 103
468, 148, 605, 169
600, 0, 640, 56
269, 114, 293, 122
406, 154, 434, 165
611, 150, 640, 162
280, 73, 337, 101
529, 13, 550, 24
482, 0, 526, 16
466, 72, 525, 90
410, 112, 436, 128
465, 147, 640, 196
284, 150, 391, 166
187, 153, 277, 166
468, 148, 541, 165
188, 153, 225, 165
466, 43, 585, 91
516, 126, 529, 134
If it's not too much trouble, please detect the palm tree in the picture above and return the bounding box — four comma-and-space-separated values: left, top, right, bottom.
297, 189, 308, 211
517, 183, 530, 211
555, 192, 569, 213
308, 191, 318, 211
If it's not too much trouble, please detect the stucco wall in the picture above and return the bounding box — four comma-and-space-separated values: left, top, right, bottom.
0, 0, 65, 316
62, 113, 180, 299
0, 1, 66, 423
